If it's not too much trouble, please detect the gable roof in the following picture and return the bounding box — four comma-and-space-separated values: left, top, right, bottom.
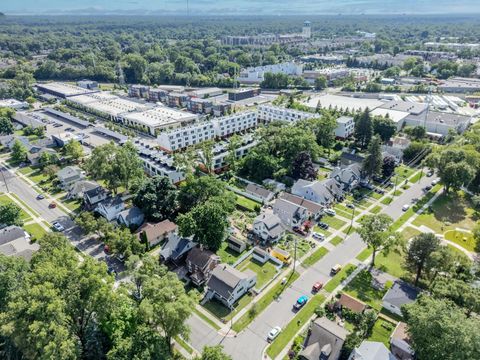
246, 183, 274, 200
0, 226, 39, 261
274, 198, 306, 217
0, 226, 26, 245
207, 264, 249, 299
280, 193, 323, 214
338, 293, 367, 313
57, 166, 82, 180
350, 341, 397, 360
187, 247, 218, 268
68, 180, 99, 196
98, 195, 124, 209
118, 207, 144, 224
331, 164, 362, 185
84, 186, 107, 199
299, 317, 348, 360
136, 219, 177, 240
383, 281, 419, 309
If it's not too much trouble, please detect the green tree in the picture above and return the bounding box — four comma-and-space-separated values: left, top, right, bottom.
0, 117, 13, 135
63, 140, 84, 162
291, 151, 317, 180
354, 108, 373, 149
431, 277, 480, 317
404, 126, 426, 140
103, 228, 145, 259
133, 176, 177, 222
198, 140, 214, 174
177, 175, 232, 213
122, 53, 148, 83
0, 203, 22, 226
314, 76, 327, 90
10, 139, 27, 163
382, 155, 396, 178
373, 116, 396, 142
358, 214, 399, 267
403, 297, 480, 360
196, 345, 232, 360
405, 233, 440, 286
38, 151, 58, 168
362, 136, 383, 177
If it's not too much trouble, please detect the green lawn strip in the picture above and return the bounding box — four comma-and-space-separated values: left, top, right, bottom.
370, 205, 382, 215
59, 196, 82, 213
370, 192, 383, 200
237, 257, 277, 290
380, 307, 404, 322
381, 197, 393, 205
266, 294, 326, 359
334, 203, 351, 214
302, 247, 329, 267
321, 215, 346, 230
330, 236, 343, 246
344, 226, 357, 235
202, 293, 253, 322
174, 336, 194, 354
42, 220, 51, 228
323, 264, 357, 293
343, 270, 388, 311
367, 317, 397, 347
23, 223, 48, 240
335, 208, 353, 219
0, 194, 32, 221
232, 271, 300, 332
313, 226, 332, 237
395, 165, 415, 178
409, 171, 423, 183
356, 247, 373, 262
9, 193, 41, 218
393, 190, 403, 196
192, 308, 221, 331
235, 195, 261, 212
18, 165, 38, 175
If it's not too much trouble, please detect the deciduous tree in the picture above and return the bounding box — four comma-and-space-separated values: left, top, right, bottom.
405, 233, 440, 286
133, 176, 177, 222
0, 203, 22, 226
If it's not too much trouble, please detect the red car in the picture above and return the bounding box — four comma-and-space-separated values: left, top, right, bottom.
312, 282, 323, 293
293, 227, 307, 236
48, 202, 57, 209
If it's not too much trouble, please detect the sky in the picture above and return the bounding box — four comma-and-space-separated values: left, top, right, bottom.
3, 0, 480, 15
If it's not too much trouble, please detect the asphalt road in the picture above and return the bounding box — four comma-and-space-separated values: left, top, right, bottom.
187, 172, 438, 360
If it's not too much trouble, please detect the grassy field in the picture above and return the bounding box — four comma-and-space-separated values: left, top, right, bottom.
402, 226, 421, 240
302, 247, 329, 267
59, 196, 82, 213
278, 236, 314, 260
236, 195, 261, 212
444, 229, 476, 252
217, 241, 244, 265
266, 294, 326, 359
237, 257, 278, 290
321, 215, 347, 230
409, 171, 423, 183
375, 249, 408, 279
330, 236, 344, 246
356, 247, 373, 262
324, 264, 357, 293
23, 223, 48, 240
0, 194, 32, 221
232, 271, 300, 332
343, 270, 388, 311
367, 317, 397, 347
202, 293, 253, 322
370, 205, 382, 214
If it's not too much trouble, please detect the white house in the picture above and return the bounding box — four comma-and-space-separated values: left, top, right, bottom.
272, 198, 308, 228
335, 116, 355, 138
252, 213, 285, 243
57, 166, 85, 189
95, 196, 125, 221
205, 265, 256, 308
292, 178, 343, 205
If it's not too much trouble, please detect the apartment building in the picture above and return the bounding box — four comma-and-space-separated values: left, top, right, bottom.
211, 111, 258, 137
335, 116, 355, 138
157, 122, 216, 152
257, 104, 317, 124
135, 142, 185, 184
237, 62, 303, 84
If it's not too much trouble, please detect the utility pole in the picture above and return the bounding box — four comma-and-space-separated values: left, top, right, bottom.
0, 166, 10, 193
293, 235, 297, 273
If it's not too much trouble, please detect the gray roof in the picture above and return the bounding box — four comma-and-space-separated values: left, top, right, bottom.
379, 100, 427, 115
68, 180, 99, 196
280, 193, 323, 215
160, 233, 194, 261
118, 207, 144, 225
350, 341, 397, 360
98, 195, 124, 209
383, 281, 419, 309
84, 186, 107, 198
274, 198, 307, 217
0, 226, 39, 260
246, 183, 273, 200
207, 264, 249, 299
254, 213, 282, 230
187, 247, 218, 268
0, 226, 26, 245
299, 317, 348, 360
57, 166, 82, 180
336, 116, 354, 124
408, 111, 471, 127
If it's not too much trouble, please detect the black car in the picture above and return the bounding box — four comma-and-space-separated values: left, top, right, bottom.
318, 222, 329, 230
425, 185, 432, 191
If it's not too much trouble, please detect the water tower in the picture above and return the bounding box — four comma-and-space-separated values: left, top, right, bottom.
302, 21, 312, 39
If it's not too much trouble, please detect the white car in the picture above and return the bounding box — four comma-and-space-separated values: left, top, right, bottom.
324, 208, 336, 216
402, 204, 410, 212
52, 222, 65, 232
267, 326, 282, 341
431, 179, 439, 186
312, 232, 325, 241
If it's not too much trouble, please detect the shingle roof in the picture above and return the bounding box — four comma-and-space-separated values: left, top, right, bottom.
350, 341, 397, 360
136, 220, 177, 241
299, 317, 348, 360
274, 198, 306, 217
254, 213, 282, 230
207, 264, 249, 299
280, 193, 323, 214
187, 247, 218, 268
246, 183, 273, 200
383, 281, 419, 309
57, 166, 82, 180
338, 293, 367, 313
0, 226, 26, 245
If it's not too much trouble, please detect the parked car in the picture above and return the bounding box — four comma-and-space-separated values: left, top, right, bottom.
267, 326, 282, 342
312, 232, 325, 241
293, 227, 307, 236
425, 185, 432, 191
324, 208, 336, 216
346, 203, 355, 209
294, 295, 308, 310
52, 222, 65, 232
331, 264, 342, 275
432, 179, 439, 186
49, 202, 57, 209
36, 194, 45, 200
426, 170, 434, 177
374, 188, 385, 194
312, 282, 323, 293
402, 204, 410, 211
318, 222, 329, 230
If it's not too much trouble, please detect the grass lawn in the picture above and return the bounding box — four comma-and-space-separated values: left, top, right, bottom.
0, 195, 32, 221
237, 257, 278, 290
202, 292, 253, 322
395, 164, 415, 179
266, 294, 326, 359
217, 241, 244, 265
370, 205, 382, 214
370, 192, 383, 200
375, 249, 408, 279
18, 165, 38, 175
409, 171, 423, 183
174, 336, 193, 354
24, 223, 48, 240
235, 195, 261, 212
344, 226, 357, 235
444, 229, 476, 252
393, 190, 403, 196
313, 226, 332, 237
302, 247, 329, 267
412, 191, 477, 235
335, 208, 353, 219
60, 196, 82, 213
403, 226, 421, 240
321, 216, 347, 230
356, 247, 373, 261
324, 264, 357, 293
278, 235, 315, 260
367, 317, 397, 347
343, 270, 388, 311
330, 236, 343, 246
28, 170, 49, 184
192, 308, 221, 331
335, 203, 352, 214
232, 271, 300, 332
381, 197, 393, 205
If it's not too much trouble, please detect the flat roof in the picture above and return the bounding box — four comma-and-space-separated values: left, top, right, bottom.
123, 106, 197, 128
304, 94, 383, 112
88, 98, 148, 117
371, 108, 410, 124
379, 100, 428, 115
0, 99, 25, 107
36, 82, 98, 97
68, 92, 118, 105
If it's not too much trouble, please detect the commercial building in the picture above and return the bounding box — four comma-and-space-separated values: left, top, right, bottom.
237, 62, 303, 84
186, 98, 213, 114
167, 92, 190, 108
257, 104, 316, 123
77, 80, 99, 90
36, 82, 99, 98
335, 116, 355, 138
304, 94, 384, 113
128, 84, 150, 98
438, 77, 480, 93
228, 88, 260, 102
404, 111, 471, 136
370, 108, 410, 131
0, 99, 28, 110
148, 88, 169, 103
303, 68, 349, 83
188, 87, 223, 99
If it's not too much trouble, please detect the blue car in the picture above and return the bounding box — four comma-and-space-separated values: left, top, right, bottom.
294, 295, 308, 310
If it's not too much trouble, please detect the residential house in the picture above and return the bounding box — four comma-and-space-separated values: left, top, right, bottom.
335, 116, 355, 139
390, 322, 415, 360
57, 166, 85, 189
252, 213, 285, 243
273, 198, 308, 228
205, 264, 256, 308
298, 317, 349, 360
382, 281, 420, 316
67, 180, 100, 199
262, 178, 286, 193
245, 183, 274, 203
117, 207, 145, 228
279, 193, 323, 220
382, 136, 411, 163
137, 219, 178, 248
160, 233, 196, 264
95, 195, 125, 221
0, 225, 39, 261
336, 293, 367, 313
330, 164, 361, 192
252, 246, 270, 264
226, 236, 246, 253
292, 179, 342, 206
340, 152, 365, 167
348, 341, 397, 360
83, 186, 109, 209
27, 147, 58, 166
186, 247, 221, 286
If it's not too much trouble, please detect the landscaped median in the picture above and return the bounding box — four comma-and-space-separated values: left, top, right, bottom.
301, 246, 329, 267
232, 271, 300, 332
266, 294, 325, 359
323, 263, 357, 293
